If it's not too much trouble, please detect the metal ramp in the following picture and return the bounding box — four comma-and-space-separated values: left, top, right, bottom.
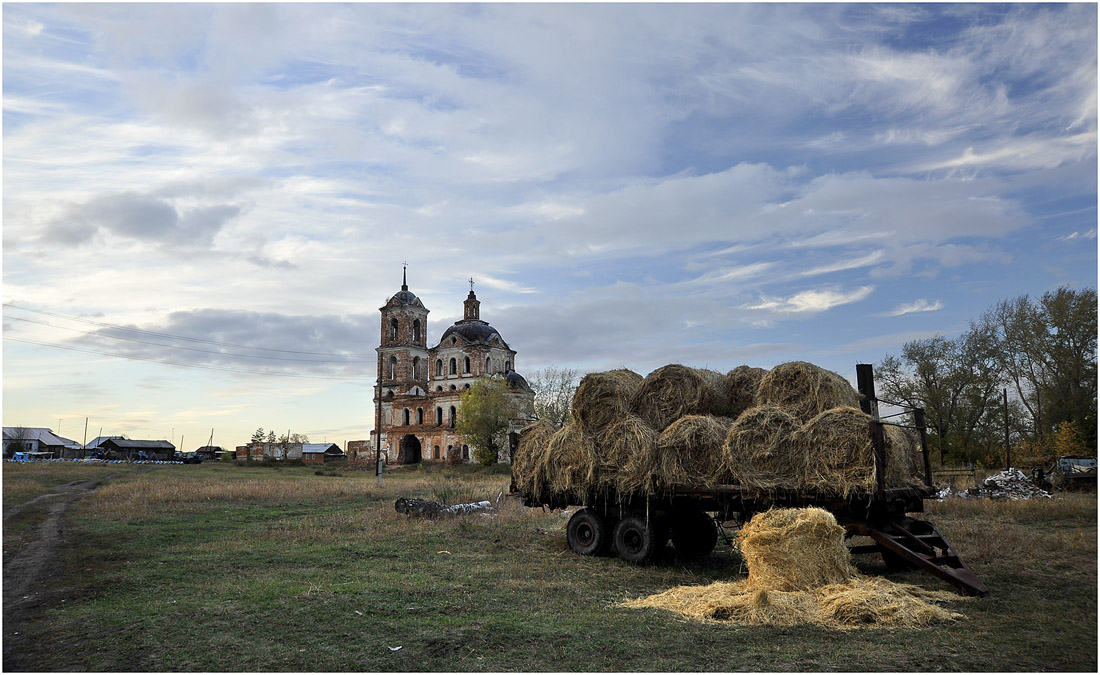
848, 517, 990, 597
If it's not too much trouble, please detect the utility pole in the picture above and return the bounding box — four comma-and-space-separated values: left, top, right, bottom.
83, 418, 89, 458
1004, 389, 1011, 471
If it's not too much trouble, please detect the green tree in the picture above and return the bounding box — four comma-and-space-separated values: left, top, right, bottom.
457, 377, 523, 466
528, 366, 579, 427
251, 428, 266, 443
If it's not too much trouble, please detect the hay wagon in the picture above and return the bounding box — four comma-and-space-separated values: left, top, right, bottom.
516, 364, 989, 597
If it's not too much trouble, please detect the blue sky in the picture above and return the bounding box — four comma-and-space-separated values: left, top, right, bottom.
3, 3, 1096, 449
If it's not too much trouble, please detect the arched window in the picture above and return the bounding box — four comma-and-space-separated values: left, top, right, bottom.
388, 356, 397, 380
462, 445, 469, 461
403, 409, 410, 426
486, 356, 492, 373
435, 407, 443, 425
413, 319, 421, 343
463, 384, 470, 390
416, 408, 424, 425
449, 406, 457, 428
463, 356, 470, 373
390, 318, 399, 341
436, 359, 443, 376
436, 386, 443, 392
449, 385, 456, 391
386, 390, 395, 399
412, 356, 420, 380
433, 445, 440, 460
506, 360, 512, 371
449, 358, 457, 375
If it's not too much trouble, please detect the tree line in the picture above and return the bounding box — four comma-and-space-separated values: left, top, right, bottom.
876, 286, 1096, 467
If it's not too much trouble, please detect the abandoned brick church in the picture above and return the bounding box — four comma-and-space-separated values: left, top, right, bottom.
372, 269, 535, 465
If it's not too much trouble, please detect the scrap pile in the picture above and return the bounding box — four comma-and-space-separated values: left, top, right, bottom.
624, 507, 964, 629
937, 468, 1052, 501
513, 361, 926, 500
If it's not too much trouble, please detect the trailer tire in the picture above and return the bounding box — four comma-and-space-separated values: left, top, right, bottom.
670, 509, 718, 559
613, 515, 658, 564
566, 509, 611, 556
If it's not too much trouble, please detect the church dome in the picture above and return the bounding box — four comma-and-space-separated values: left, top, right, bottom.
440, 320, 502, 345
504, 369, 533, 393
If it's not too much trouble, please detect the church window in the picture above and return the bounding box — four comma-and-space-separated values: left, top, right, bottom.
449, 385, 456, 391
486, 356, 492, 373
412, 356, 421, 379
462, 445, 469, 461
436, 359, 443, 376
506, 360, 512, 371
451, 337, 457, 345
386, 390, 395, 398
449, 357, 457, 375
463, 356, 470, 373
464, 384, 470, 390
416, 408, 424, 425
388, 356, 397, 380
390, 318, 399, 341
449, 406, 457, 428
433, 445, 440, 460
403, 409, 411, 425
436, 386, 443, 392
413, 319, 421, 342
435, 407, 443, 425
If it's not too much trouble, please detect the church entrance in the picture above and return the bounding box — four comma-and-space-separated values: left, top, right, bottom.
398, 434, 422, 464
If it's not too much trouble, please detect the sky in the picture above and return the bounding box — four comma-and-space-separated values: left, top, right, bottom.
2, 3, 1096, 451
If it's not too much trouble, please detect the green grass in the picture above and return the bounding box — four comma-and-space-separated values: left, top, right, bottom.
3, 462, 1096, 671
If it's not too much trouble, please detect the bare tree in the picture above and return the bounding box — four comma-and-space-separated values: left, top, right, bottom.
528, 366, 579, 427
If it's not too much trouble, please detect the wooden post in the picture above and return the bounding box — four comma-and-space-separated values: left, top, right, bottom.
1004, 389, 1010, 471
856, 364, 886, 499
915, 408, 933, 488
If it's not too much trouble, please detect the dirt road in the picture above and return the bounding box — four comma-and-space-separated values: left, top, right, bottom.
3, 475, 113, 667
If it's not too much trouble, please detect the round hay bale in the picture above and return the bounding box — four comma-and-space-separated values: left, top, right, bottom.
631, 365, 736, 432
792, 406, 877, 496
737, 507, 855, 592
723, 405, 803, 491
654, 415, 733, 489
726, 365, 767, 415
571, 369, 644, 437
755, 361, 860, 424
884, 425, 925, 489
595, 414, 659, 496
538, 423, 597, 501
512, 419, 557, 497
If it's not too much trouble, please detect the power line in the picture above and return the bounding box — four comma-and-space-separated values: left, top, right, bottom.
3, 335, 369, 381
3, 303, 377, 357
6, 315, 373, 363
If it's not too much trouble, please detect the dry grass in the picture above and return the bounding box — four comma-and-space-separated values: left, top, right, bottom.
654, 415, 733, 489
723, 405, 804, 491
571, 369, 643, 437
756, 361, 861, 424
883, 424, 925, 489
631, 365, 736, 432
625, 507, 965, 630
792, 406, 877, 496
537, 424, 597, 501
512, 419, 556, 497
726, 365, 767, 414
602, 415, 660, 496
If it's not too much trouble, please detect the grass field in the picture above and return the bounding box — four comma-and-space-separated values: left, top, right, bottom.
3, 461, 1096, 672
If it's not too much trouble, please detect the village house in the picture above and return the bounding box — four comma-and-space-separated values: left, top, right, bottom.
97, 439, 176, 461
3, 427, 83, 458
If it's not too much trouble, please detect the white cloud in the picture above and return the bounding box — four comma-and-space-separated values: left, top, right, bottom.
1059, 230, 1097, 241
747, 285, 874, 314
888, 299, 944, 316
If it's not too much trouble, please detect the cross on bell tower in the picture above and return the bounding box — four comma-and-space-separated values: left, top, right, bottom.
463, 277, 480, 321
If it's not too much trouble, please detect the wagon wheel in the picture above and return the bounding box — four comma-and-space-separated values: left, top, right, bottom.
566, 509, 611, 556
613, 515, 659, 564
670, 509, 718, 559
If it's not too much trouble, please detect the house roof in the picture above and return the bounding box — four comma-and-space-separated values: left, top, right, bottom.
302, 443, 342, 454
3, 427, 82, 449
86, 436, 125, 449
99, 439, 176, 450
